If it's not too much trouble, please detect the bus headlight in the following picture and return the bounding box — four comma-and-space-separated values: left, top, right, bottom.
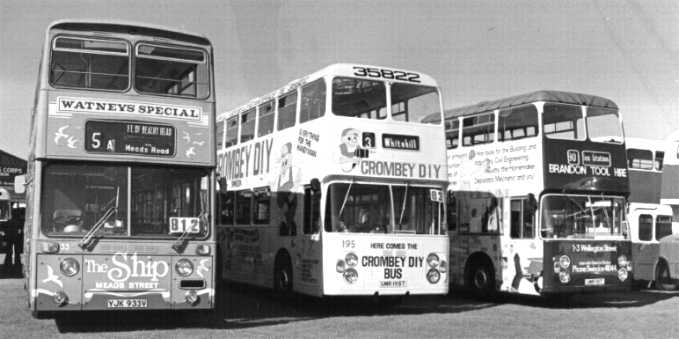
559, 255, 571, 270
427, 269, 441, 284
618, 267, 628, 282
439, 260, 448, 273
175, 259, 194, 277
617, 255, 628, 267
558, 271, 571, 284
41, 242, 60, 254
60, 258, 80, 277
345, 253, 358, 267
336, 260, 346, 273
427, 253, 440, 268
343, 268, 358, 283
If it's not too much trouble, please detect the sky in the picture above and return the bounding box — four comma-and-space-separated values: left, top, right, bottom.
1, 0, 678, 159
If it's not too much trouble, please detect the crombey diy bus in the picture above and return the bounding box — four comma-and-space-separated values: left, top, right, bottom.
440, 90, 632, 296
22, 20, 216, 316
216, 63, 448, 298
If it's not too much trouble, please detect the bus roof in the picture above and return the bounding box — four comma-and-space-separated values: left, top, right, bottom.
47, 19, 211, 46
218, 63, 438, 121
444, 90, 618, 120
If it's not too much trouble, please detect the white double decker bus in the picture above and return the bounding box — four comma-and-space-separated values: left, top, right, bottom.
216, 64, 448, 297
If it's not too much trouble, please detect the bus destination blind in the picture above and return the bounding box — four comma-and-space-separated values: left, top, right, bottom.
85, 121, 175, 157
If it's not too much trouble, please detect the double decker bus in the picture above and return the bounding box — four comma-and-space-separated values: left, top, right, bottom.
624, 138, 674, 287
441, 90, 632, 296
661, 130, 679, 232
216, 64, 448, 298
22, 20, 216, 315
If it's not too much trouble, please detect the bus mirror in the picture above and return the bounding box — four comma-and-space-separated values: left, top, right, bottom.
14, 175, 26, 194
217, 177, 227, 193
310, 178, 321, 193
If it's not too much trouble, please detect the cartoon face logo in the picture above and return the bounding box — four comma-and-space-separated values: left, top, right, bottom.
338, 128, 368, 172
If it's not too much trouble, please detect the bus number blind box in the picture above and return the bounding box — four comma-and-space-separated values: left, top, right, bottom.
85, 121, 175, 156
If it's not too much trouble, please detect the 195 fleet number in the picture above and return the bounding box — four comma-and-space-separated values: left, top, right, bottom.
353, 66, 421, 83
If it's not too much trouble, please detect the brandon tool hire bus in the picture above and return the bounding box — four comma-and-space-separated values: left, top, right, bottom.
23, 20, 216, 315
216, 63, 448, 297
441, 90, 632, 296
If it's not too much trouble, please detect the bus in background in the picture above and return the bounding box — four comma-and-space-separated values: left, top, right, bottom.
441, 90, 632, 296
22, 20, 216, 316
623, 137, 675, 288
216, 64, 448, 298
660, 130, 679, 232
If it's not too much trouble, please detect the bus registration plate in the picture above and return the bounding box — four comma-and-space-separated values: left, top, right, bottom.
106, 298, 148, 308
584, 278, 605, 286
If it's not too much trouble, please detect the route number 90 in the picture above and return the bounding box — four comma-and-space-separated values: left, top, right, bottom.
352, 66, 421, 83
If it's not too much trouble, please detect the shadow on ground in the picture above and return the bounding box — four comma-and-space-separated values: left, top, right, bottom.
54, 282, 679, 333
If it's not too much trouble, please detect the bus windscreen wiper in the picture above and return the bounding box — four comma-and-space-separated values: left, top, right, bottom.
398, 183, 409, 227
338, 181, 354, 219
79, 187, 119, 250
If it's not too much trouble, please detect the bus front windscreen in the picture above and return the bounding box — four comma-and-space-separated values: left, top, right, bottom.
41, 163, 209, 238
324, 182, 443, 234
540, 194, 626, 239
331, 77, 440, 124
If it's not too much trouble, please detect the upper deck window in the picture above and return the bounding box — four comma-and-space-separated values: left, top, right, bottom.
50, 37, 129, 90
586, 107, 623, 144
498, 105, 538, 142
257, 100, 275, 137
239, 108, 255, 143
655, 151, 664, 171
462, 112, 495, 146
225, 116, 238, 147
332, 77, 386, 119
216, 120, 225, 149
277, 91, 297, 131
627, 149, 653, 170
445, 118, 460, 149
299, 79, 326, 123
390, 83, 440, 124
135, 43, 209, 98
543, 103, 585, 141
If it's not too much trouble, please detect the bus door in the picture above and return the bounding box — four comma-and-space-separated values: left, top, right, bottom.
294, 182, 323, 295
501, 195, 541, 294
630, 211, 657, 281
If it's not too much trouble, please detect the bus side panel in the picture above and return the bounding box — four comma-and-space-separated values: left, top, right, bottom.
35, 254, 83, 311
631, 242, 658, 282
542, 240, 631, 293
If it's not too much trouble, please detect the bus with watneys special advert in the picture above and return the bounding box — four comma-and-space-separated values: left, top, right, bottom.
216, 63, 448, 298
20, 20, 216, 316
431, 90, 633, 297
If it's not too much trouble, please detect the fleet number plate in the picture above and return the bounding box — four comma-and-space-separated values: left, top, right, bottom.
584, 278, 605, 286
106, 298, 148, 308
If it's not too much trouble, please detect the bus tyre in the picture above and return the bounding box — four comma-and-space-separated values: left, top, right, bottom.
468, 262, 495, 298
274, 255, 293, 297
655, 261, 676, 291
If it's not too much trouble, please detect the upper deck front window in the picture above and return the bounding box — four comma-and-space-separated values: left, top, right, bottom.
540, 194, 626, 240
390, 83, 440, 124
332, 77, 386, 119
135, 43, 209, 98
50, 37, 129, 90
542, 103, 586, 141
586, 107, 623, 144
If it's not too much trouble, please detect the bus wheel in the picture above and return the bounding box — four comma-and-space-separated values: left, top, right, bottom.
655, 261, 676, 291
274, 255, 293, 296
468, 262, 495, 298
